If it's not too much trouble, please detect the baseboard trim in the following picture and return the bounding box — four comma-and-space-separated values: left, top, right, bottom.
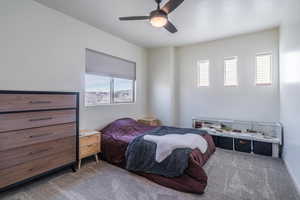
283, 159, 300, 196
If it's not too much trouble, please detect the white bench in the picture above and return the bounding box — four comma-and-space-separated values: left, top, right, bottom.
192, 118, 282, 158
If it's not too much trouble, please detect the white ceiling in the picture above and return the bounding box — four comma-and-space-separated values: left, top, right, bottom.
34, 0, 283, 48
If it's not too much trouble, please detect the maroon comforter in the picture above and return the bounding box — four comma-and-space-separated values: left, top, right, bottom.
100, 118, 216, 194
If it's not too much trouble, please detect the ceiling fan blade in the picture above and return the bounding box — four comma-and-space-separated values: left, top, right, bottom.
164, 21, 178, 33
161, 0, 184, 14
119, 16, 149, 21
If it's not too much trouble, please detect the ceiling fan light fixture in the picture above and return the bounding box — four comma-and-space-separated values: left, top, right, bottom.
119, 0, 184, 33
150, 16, 167, 27
150, 10, 168, 27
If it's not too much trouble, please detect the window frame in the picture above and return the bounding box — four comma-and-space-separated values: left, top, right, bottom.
84, 73, 136, 107
111, 77, 136, 104
84, 73, 112, 106
197, 60, 210, 87
255, 52, 273, 86
224, 56, 239, 87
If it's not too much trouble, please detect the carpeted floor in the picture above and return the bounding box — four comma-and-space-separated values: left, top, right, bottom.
1, 149, 299, 200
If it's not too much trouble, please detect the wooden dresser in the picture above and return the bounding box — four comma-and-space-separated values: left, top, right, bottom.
0, 91, 79, 191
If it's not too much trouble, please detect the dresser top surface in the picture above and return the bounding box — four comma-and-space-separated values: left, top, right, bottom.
0, 90, 79, 95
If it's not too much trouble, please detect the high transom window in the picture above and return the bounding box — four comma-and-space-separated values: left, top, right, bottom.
224, 57, 238, 86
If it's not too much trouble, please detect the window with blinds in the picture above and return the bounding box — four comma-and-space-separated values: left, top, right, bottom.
197, 60, 210, 87
256, 53, 272, 85
85, 49, 136, 106
224, 57, 238, 86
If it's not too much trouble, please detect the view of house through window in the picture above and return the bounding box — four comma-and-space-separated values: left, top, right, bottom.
85, 74, 111, 106
114, 78, 134, 103
85, 75, 135, 106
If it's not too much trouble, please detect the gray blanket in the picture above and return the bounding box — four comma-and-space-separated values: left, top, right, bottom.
125, 126, 207, 177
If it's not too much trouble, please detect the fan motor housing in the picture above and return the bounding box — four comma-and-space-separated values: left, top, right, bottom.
150, 10, 168, 20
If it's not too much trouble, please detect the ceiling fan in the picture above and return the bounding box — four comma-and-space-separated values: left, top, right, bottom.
119, 0, 184, 33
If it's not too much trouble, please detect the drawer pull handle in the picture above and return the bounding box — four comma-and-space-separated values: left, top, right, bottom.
29, 117, 53, 122
29, 148, 49, 156
29, 101, 52, 104
30, 132, 52, 138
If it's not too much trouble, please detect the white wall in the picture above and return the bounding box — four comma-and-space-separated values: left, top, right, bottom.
280, 0, 300, 193
0, 0, 148, 129
147, 47, 176, 126
176, 29, 280, 127
147, 30, 280, 128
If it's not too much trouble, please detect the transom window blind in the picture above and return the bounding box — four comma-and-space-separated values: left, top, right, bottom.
224, 57, 238, 86
197, 60, 210, 87
256, 53, 272, 85
86, 49, 136, 80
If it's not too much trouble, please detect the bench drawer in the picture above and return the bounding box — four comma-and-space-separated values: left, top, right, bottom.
253, 141, 273, 156
218, 136, 234, 150
0, 94, 76, 112
234, 139, 251, 153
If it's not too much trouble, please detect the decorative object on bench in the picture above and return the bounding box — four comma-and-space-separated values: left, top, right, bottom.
0, 90, 79, 191
192, 117, 282, 158
78, 130, 101, 169
138, 117, 160, 126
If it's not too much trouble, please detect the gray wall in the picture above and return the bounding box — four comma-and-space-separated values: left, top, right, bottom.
0, 0, 148, 130
280, 0, 300, 193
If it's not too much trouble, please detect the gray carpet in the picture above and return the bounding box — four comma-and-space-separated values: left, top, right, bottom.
1, 149, 299, 200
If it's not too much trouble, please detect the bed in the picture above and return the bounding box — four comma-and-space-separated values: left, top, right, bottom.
100, 118, 216, 194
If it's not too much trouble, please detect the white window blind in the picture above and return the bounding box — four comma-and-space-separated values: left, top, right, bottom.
85, 49, 136, 106
197, 60, 210, 87
256, 53, 272, 85
86, 49, 136, 80
224, 57, 238, 86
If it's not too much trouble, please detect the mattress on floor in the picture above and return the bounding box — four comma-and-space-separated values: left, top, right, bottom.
100, 118, 216, 194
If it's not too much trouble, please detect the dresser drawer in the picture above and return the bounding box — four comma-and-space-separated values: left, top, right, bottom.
0, 123, 76, 151
80, 134, 100, 147
0, 150, 75, 188
0, 110, 76, 133
0, 94, 76, 113
79, 143, 100, 159
0, 137, 76, 170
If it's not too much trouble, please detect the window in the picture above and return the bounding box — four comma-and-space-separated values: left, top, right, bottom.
224, 57, 238, 86
85, 75, 135, 106
197, 60, 210, 87
85, 49, 136, 106
256, 53, 272, 85
85, 74, 111, 106
113, 78, 135, 103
